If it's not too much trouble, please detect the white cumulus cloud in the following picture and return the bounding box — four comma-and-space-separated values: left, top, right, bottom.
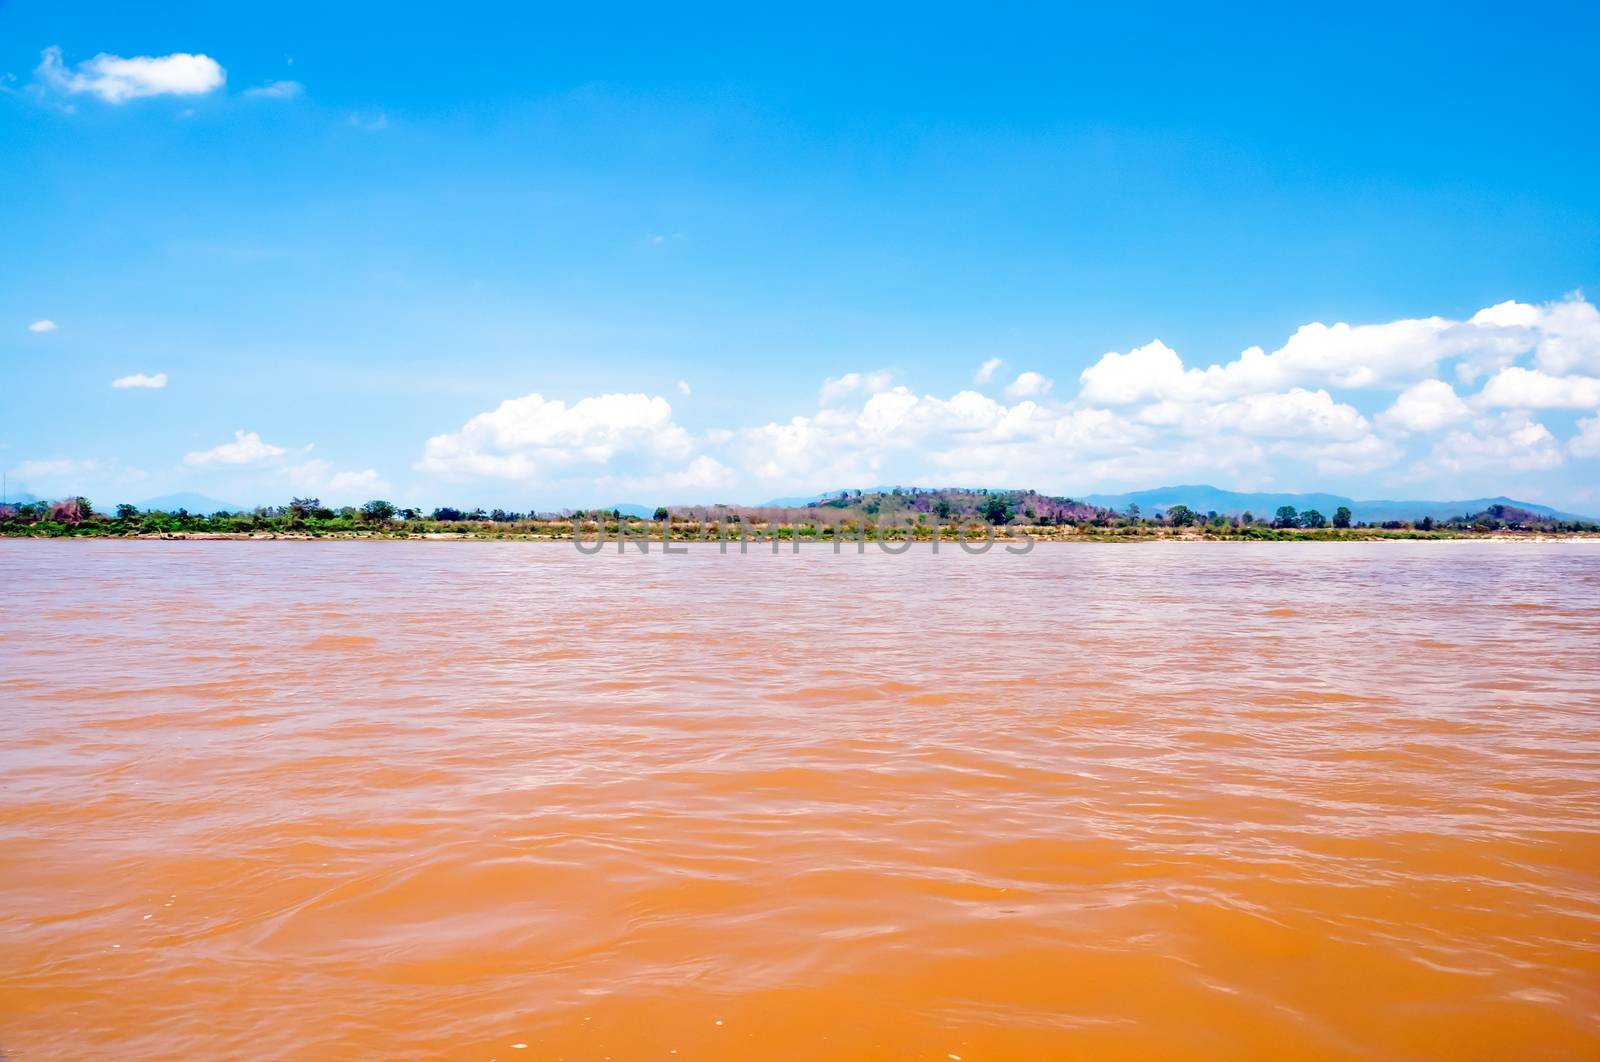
1004, 371, 1054, 399
28, 319, 57, 333
1141, 388, 1370, 441
145, 291, 1593, 507
1078, 340, 1188, 404
1430, 413, 1564, 474
184, 430, 288, 467
1525, 294, 1600, 376
738, 386, 1137, 491
111, 372, 167, 389
36, 46, 225, 104
1080, 295, 1597, 404
419, 392, 692, 480
1477, 366, 1600, 409
621, 455, 737, 494
1378, 379, 1472, 432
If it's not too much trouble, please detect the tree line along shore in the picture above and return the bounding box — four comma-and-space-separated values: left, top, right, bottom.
4, 488, 1597, 541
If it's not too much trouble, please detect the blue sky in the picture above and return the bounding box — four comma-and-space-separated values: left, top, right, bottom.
4, 2, 1600, 511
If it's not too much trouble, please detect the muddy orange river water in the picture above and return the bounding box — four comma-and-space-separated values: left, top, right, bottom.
2, 540, 1598, 1060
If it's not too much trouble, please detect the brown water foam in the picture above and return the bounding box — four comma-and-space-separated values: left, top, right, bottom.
2, 540, 1598, 1059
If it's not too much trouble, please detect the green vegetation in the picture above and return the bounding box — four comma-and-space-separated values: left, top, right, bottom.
2, 491, 1596, 541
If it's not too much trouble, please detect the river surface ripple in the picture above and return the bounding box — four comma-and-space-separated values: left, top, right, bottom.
2, 540, 1599, 1059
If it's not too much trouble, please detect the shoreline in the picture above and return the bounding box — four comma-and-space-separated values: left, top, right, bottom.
6, 530, 1599, 544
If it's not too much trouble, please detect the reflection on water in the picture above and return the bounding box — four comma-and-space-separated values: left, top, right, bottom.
2, 541, 1599, 1059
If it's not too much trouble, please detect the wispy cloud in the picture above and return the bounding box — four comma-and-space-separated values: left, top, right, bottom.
346, 110, 388, 131
35, 46, 225, 104
111, 372, 168, 390
819, 370, 894, 403
286, 459, 390, 498
974, 357, 1002, 385
244, 79, 303, 100
11, 458, 100, 480
27, 319, 57, 333
1571, 417, 1600, 459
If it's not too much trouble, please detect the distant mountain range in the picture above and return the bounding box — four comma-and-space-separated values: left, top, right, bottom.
1081, 485, 1595, 524
4, 484, 1590, 523
762, 485, 930, 507
764, 484, 1594, 523
134, 492, 242, 514
761, 493, 832, 508
1, 489, 244, 513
